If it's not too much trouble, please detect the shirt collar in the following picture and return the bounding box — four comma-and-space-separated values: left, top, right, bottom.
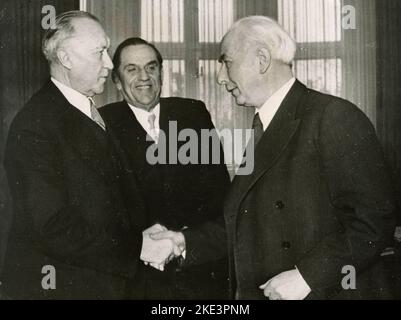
127, 102, 160, 120
51, 77, 92, 118
256, 77, 296, 131
127, 102, 161, 131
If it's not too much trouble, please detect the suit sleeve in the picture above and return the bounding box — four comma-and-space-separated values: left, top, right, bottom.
296, 100, 396, 297
4, 123, 142, 280
183, 101, 230, 266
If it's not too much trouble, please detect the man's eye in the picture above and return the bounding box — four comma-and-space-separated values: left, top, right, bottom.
147, 65, 158, 72
128, 67, 138, 72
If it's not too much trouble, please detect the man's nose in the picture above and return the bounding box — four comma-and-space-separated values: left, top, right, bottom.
217, 64, 228, 86
139, 68, 150, 80
103, 52, 114, 70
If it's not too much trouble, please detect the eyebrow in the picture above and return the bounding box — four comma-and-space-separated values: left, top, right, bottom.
95, 38, 111, 51
124, 63, 138, 69
94, 45, 108, 51
146, 60, 158, 66
124, 60, 158, 69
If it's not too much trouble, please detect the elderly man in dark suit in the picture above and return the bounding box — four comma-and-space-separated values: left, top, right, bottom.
153, 16, 396, 300
99, 38, 230, 299
1, 11, 152, 299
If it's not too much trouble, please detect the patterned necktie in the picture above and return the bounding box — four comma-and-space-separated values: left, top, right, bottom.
252, 112, 263, 146
147, 113, 158, 143
89, 98, 106, 131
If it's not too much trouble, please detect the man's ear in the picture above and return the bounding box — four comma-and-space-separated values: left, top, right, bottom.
115, 77, 123, 91
160, 66, 164, 86
56, 49, 72, 69
257, 48, 271, 74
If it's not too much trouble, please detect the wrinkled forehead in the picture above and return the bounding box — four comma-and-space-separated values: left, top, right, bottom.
120, 44, 159, 66
220, 31, 243, 58
70, 17, 109, 46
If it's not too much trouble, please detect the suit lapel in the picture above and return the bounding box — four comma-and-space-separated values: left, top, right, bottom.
159, 98, 179, 166
159, 98, 194, 184
159, 98, 170, 134
109, 101, 155, 174
226, 80, 309, 218
48, 83, 113, 180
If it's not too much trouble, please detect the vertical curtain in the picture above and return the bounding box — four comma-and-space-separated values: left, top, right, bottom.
0, 0, 79, 273
85, 0, 279, 131
85, 0, 378, 177
84, 0, 279, 177
84, 0, 141, 107
342, 0, 377, 124
277, 0, 377, 124
376, 0, 401, 224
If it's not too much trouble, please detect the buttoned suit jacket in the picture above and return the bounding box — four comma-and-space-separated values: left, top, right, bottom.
186, 80, 396, 299
2, 80, 146, 299
100, 97, 230, 299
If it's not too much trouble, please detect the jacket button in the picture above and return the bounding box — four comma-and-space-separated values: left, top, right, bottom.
282, 241, 291, 250
275, 201, 285, 210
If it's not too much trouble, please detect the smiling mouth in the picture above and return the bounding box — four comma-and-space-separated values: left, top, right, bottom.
136, 85, 152, 89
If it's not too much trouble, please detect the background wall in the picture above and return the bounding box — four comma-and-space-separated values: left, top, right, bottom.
376, 0, 401, 225
0, 0, 79, 277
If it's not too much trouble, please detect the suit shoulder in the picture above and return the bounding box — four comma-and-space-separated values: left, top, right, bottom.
304, 90, 376, 138
306, 89, 371, 124
161, 97, 208, 114
9, 86, 60, 133
99, 101, 130, 123
100, 101, 126, 112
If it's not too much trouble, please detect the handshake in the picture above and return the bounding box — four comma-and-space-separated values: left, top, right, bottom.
140, 224, 186, 271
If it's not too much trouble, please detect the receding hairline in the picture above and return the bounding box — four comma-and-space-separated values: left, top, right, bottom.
220, 31, 253, 57
67, 16, 105, 38
42, 11, 106, 62
120, 43, 159, 59
59, 17, 110, 52
220, 16, 297, 64
112, 41, 163, 82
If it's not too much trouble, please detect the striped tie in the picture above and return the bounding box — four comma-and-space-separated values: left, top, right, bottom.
89, 98, 106, 131
148, 113, 158, 143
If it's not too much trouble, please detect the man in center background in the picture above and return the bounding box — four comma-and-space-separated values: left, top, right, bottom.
100, 37, 230, 299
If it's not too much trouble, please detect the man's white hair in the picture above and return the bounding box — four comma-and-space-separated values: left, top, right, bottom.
42, 10, 99, 63
225, 16, 297, 65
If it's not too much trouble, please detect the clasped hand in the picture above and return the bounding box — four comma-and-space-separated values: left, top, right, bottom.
140, 224, 186, 271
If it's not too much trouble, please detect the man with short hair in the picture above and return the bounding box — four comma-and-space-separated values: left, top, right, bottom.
100, 37, 230, 299
2, 11, 149, 299
218, 15, 396, 300
154, 16, 396, 300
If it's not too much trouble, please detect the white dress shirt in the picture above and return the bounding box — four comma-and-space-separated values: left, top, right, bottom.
51, 77, 92, 119
128, 103, 160, 142
256, 77, 296, 131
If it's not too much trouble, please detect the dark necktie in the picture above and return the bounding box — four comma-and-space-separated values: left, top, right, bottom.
252, 112, 263, 146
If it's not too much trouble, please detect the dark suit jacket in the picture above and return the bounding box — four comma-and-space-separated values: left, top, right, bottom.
1, 81, 146, 299
100, 98, 230, 299
186, 80, 396, 299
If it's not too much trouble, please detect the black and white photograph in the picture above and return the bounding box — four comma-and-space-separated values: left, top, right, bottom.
0, 0, 400, 307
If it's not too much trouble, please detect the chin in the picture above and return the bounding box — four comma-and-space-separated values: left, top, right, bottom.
235, 98, 246, 106
93, 85, 105, 95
